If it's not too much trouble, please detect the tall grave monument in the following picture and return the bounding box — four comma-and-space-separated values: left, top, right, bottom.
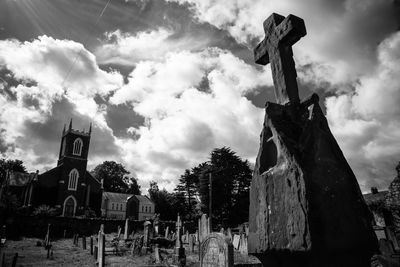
248, 13, 378, 266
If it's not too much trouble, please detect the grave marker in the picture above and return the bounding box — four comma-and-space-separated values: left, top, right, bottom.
82, 236, 86, 250
200, 233, 233, 267
98, 231, 105, 267
232, 235, 240, 250
249, 12, 378, 266
141, 221, 151, 254
124, 219, 129, 240
199, 214, 210, 243
238, 234, 248, 255
117, 225, 121, 238
165, 226, 169, 238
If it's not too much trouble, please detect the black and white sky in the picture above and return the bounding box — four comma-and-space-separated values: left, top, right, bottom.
0, 0, 399, 192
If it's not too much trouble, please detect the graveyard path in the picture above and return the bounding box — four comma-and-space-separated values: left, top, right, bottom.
1, 238, 97, 266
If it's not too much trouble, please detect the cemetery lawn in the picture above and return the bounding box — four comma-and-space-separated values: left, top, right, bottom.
0, 237, 200, 266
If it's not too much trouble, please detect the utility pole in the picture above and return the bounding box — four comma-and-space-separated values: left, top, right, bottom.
209, 172, 212, 231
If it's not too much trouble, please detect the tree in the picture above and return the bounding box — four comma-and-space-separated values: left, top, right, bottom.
148, 181, 179, 220
174, 169, 199, 220
126, 177, 141, 195
195, 147, 252, 227
91, 161, 140, 194
0, 158, 27, 183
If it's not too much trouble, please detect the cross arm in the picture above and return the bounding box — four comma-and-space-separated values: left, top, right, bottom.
276, 14, 306, 46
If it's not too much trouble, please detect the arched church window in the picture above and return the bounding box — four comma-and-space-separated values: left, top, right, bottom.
68, 169, 79, 191
73, 138, 83, 156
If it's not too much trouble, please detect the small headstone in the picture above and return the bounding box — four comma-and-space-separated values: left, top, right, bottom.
82, 236, 86, 250
165, 226, 169, 238
189, 234, 195, 253
226, 228, 232, 242
154, 215, 160, 236
200, 233, 233, 267
98, 232, 105, 267
117, 226, 121, 238
232, 235, 240, 250
154, 244, 161, 263
238, 234, 248, 255
124, 219, 129, 240
142, 221, 151, 254
199, 214, 210, 243
220, 228, 224, 234
90, 237, 93, 255
374, 228, 386, 240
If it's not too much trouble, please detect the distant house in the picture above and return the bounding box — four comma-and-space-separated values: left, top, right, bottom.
126, 195, 155, 221
101, 192, 131, 219
101, 192, 155, 220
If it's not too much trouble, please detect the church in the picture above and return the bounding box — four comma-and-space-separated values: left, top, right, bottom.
32, 120, 102, 216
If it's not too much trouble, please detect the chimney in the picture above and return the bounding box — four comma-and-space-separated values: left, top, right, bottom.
371, 187, 378, 194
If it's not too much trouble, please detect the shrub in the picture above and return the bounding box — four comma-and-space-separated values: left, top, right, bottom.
33, 205, 58, 217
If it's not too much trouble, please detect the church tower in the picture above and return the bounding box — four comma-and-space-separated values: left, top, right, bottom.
56, 119, 92, 216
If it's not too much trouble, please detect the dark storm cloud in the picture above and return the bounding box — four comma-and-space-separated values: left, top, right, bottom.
105, 103, 145, 138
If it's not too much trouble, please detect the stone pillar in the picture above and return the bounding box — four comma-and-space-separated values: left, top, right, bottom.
165, 226, 169, 238
97, 231, 105, 267
124, 219, 129, 240
141, 221, 151, 254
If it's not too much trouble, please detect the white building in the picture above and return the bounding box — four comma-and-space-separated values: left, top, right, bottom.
101, 191, 155, 220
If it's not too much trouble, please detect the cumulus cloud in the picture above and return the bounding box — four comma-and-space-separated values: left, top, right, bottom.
0, 36, 123, 171
96, 28, 213, 66
111, 48, 272, 190
326, 32, 400, 191
168, 0, 399, 86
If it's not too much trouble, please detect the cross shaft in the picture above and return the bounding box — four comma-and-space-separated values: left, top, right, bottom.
254, 13, 306, 105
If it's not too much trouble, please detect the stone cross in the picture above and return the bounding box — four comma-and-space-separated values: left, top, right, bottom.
254, 13, 306, 105
175, 214, 182, 249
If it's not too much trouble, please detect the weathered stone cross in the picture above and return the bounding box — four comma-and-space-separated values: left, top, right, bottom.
254, 13, 306, 105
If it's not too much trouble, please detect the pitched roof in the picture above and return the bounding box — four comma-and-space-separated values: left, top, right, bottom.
135, 195, 153, 205
103, 192, 133, 203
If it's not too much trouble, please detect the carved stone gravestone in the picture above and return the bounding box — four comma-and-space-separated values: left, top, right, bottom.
200, 233, 233, 267
249, 13, 378, 266
199, 214, 210, 243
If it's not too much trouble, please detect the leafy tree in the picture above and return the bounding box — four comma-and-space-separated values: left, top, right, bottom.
91, 161, 141, 194
126, 177, 141, 195
174, 169, 199, 220
195, 147, 252, 227
148, 181, 179, 220
0, 158, 27, 184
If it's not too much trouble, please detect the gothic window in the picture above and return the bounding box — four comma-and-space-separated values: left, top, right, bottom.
73, 138, 83, 156
68, 169, 79, 191
145, 206, 148, 212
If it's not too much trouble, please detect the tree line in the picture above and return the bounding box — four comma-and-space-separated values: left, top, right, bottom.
0, 146, 253, 227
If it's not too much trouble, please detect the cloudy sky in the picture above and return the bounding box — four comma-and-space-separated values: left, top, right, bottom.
0, 0, 399, 193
